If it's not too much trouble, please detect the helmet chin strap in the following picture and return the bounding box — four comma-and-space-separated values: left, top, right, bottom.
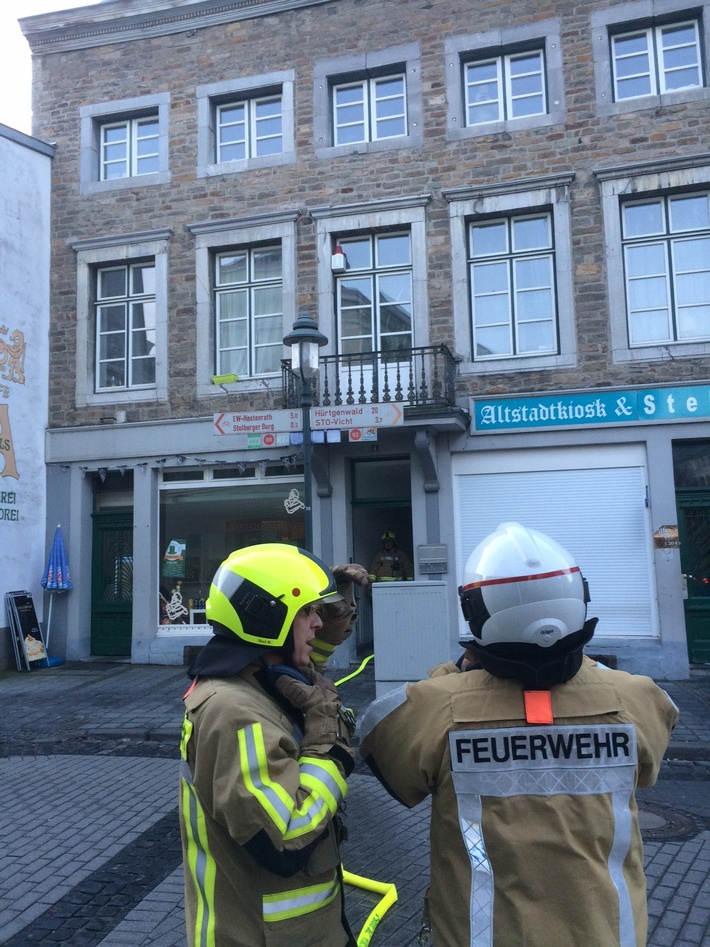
468, 618, 598, 688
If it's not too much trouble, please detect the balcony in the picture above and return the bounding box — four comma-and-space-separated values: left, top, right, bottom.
282, 344, 466, 429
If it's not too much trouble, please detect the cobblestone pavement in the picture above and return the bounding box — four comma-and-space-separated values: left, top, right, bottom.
0, 661, 708, 946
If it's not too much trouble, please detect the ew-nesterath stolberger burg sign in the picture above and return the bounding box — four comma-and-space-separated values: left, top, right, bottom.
471, 384, 710, 434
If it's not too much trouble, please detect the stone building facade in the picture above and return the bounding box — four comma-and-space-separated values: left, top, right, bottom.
20, 0, 710, 678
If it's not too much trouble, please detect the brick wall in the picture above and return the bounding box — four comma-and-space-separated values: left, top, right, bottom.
29, 0, 710, 427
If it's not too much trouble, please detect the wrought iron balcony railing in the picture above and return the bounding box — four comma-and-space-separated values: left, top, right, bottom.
282, 344, 458, 410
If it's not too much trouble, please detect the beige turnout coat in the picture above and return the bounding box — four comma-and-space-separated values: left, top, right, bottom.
360, 657, 678, 947
180, 670, 351, 947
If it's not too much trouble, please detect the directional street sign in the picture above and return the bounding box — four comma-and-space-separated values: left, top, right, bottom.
214, 403, 403, 437
214, 409, 303, 435
310, 403, 403, 429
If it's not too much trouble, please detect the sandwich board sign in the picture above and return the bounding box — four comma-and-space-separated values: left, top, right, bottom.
5, 590, 47, 671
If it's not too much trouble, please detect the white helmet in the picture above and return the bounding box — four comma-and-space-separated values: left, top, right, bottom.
459, 522, 589, 650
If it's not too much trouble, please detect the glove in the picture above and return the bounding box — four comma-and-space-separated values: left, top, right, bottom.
311, 564, 370, 669
265, 665, 355, 764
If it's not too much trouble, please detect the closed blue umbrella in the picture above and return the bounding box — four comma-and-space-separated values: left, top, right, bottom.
41, 524, 72, 660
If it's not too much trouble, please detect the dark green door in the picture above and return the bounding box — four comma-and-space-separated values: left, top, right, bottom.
91, 510, 133, 656
677, 491, 710, 663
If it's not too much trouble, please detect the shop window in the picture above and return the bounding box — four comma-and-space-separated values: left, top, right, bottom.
158, 472, 306, 630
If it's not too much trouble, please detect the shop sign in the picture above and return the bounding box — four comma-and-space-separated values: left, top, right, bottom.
471, 384, 710, 434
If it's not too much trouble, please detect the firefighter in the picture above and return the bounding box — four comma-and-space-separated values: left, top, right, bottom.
179, 543, 358, 947
368, 530, 413, 581
360, 522, 678, 947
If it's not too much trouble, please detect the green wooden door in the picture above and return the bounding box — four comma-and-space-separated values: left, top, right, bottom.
677, 491, 710, 663
91, 510, 133, 656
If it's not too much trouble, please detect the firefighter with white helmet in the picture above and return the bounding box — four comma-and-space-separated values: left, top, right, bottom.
179, 543, 360, 947
360, 522, 678, 947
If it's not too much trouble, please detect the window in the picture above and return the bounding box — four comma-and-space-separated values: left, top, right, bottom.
335, 232, 413, 355
71, 230, 171, 407
622, 192, 710, 346
592, 3, 710, 115
612, 20, 702, 100
100, 115, 159, 180
446, 173, 576, 374
215, 244, 283, 377
80, 94, 170, 194
314, 45, 422, 158
469, 214, 556, 359
595, 156, 710, 363
189, 212, 297, 397
96, 262, 156, 390
196, 72, 294, 177
446, 22, 563, 140
217, 94, 283, 162
464, 49, 546, 126
333, 74, 407, 145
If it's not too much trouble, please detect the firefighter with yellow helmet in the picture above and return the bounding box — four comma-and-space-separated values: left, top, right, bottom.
368, 530, 413, 582
179, 543, 365, 947
360, 522, 678, 947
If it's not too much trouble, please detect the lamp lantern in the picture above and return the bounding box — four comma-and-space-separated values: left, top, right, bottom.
283, 312, 328, 551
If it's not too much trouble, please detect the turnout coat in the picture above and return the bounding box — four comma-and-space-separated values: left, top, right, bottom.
180, 669, 351, 947
360, 657, 678, 947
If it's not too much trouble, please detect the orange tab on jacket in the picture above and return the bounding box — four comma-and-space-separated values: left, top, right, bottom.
524, 690, 554, 724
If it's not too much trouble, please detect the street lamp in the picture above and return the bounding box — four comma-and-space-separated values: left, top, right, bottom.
283, 312, 328, 551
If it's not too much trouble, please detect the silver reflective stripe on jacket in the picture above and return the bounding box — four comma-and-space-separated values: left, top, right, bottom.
360, 684, 409, 742
448, 724, 638, 947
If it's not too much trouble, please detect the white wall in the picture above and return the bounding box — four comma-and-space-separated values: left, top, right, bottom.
0, 125, 53, 667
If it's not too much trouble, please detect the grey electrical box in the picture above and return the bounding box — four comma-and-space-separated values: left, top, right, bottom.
418, 544, 448, 574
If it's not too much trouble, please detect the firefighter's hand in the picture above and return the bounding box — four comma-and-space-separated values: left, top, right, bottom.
311, 564, 370, 668
268, 666, 355, 754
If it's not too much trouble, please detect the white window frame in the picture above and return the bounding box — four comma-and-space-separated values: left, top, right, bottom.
332, 73, 407, 145
188, 212, 298, 399
196, 72, 295, 177
80, 94, 170, 195
309, 195, 431, 354
592, 1, 710, 116
334, 231, 414, 356
463, 49, 547, 126
446, 174, 577, 375
99, 116, 160, 181
214, 244, 284, 379
314, 44, 422, 159
595, 155, 710, 363
468, 213, 558, 361
446, 21, 564, 141
95, 261, 157, 391
71, 230, 172, 407
611, 19, 702, 100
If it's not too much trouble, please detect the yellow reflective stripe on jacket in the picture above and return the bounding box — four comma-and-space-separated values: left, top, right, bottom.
263, 873, 340, 922
181, 762, 217, 947
238, 724, 347, 840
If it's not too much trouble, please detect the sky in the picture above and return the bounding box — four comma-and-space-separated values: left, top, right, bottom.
0, 1, 99, 135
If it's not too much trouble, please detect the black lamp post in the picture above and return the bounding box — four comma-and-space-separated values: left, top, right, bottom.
283, 312, 328, 551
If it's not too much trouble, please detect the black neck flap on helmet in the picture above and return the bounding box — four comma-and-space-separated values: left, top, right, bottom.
463, 618, 598, 688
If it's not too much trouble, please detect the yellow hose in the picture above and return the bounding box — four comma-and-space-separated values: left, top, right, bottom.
342, 869, 399, 947
334, 652, 374, 687
336, 656, 398, 944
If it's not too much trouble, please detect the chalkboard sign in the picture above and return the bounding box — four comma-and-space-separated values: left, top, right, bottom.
5, 590, 47, 671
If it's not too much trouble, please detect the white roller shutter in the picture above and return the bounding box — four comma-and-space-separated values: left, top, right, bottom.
453, 452, 657, 639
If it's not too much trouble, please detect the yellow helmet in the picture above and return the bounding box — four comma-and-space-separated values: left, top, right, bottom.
206, 543, 341, 649
381, 530, 396, 542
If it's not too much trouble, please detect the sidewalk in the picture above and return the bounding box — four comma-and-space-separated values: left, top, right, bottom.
0, 660, 708, 946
